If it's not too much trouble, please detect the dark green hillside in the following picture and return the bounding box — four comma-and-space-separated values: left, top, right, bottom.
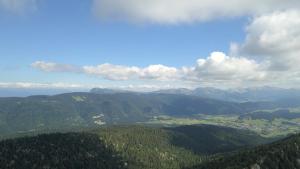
239, 101, 278, 113
191, 134, 300, 169
92, 125, 269, 169
167, 125, 268, 154
94, 126, 204, 169
0, 133, 126, 169
0, 92, 250, 137
156, 94, 242, 116
0, 125, 275, 169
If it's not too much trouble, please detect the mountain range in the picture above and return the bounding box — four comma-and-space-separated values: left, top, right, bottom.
153, 87, 300, 102
0, 91, 293, 138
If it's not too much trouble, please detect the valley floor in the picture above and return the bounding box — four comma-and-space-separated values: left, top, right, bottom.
144, 114, 300, 138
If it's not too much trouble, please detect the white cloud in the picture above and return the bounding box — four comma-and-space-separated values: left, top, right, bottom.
189, 52, 266, 82
236, 10, 300, 71
83, 64, 178, 81
0, 0, 37, 13
0, 82, 192, 91
32, 61, 179, 81
226, 10, 300, 88
93, 0, 300, 23
139, 65, 179, 80
31, 61, 82, 73
31, 53, 267, 88
83, 63, 140, 80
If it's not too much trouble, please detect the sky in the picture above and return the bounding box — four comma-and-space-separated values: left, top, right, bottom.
0, 0, 300, 91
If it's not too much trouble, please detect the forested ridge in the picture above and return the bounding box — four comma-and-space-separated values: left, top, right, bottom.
191, 134, 300, 169
0, 125, 275, 169
0, 133, 126, 169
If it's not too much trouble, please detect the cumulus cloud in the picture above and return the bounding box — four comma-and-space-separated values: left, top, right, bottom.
235, 10, 300, 71
93, 0, 300, 23
0, 0, 37, 13
225, 10, 300, 88
140, 65, 178, 80
32, 61, 179, 81
31, 61, 82, 73
83, 64, 140, 80
72, 63, 178, 81
189, 52, 266, 82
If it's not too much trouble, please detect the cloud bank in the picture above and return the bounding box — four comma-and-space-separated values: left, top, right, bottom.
83, 64, 178, 81
0, 82, 187, 92
93, 0, 300, 23
31, 52, 265, 88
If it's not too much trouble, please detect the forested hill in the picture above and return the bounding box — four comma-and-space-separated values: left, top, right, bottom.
0, 125, 270, 169
166, 125, 268, 154
191, 134, 300, 169
0, 133, 126, 169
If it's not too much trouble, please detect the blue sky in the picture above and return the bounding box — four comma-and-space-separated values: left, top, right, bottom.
0, 0, 299, 91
